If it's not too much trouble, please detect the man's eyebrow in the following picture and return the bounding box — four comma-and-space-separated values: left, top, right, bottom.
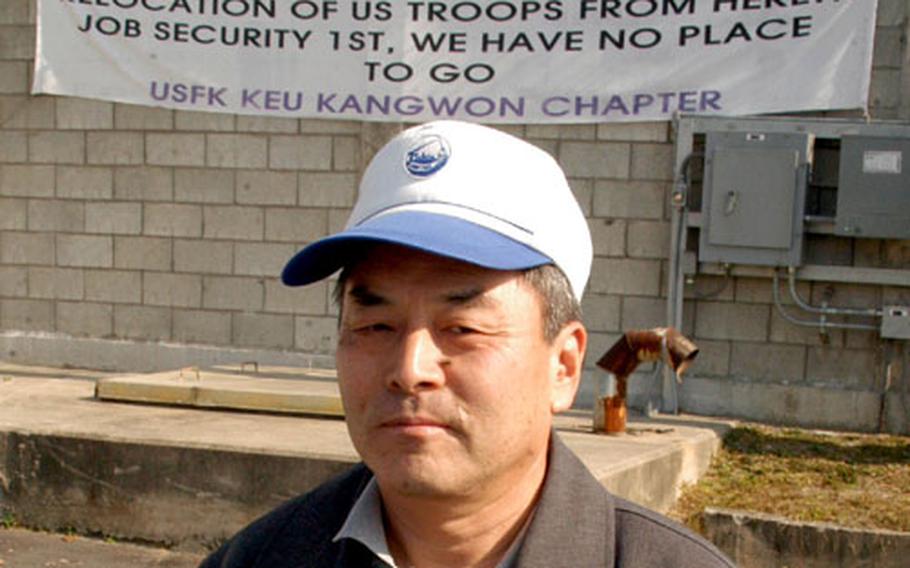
443, 287, 497, 308
347, 285, 388, 307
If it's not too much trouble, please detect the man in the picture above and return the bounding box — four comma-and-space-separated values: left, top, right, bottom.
200, 121, 732, 567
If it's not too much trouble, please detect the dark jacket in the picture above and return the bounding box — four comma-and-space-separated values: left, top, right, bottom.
200, 433, 733, 567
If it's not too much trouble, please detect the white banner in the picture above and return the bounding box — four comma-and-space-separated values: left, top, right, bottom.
33, 0, 877, 123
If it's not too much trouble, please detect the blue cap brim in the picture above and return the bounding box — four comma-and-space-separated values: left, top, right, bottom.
281, 211, 551, 286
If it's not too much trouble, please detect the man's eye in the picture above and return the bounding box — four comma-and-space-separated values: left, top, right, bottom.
448, 325, 478, 335
357, 323, 393, 333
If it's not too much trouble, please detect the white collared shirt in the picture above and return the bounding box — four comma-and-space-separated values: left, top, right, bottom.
333, 477, 530, 568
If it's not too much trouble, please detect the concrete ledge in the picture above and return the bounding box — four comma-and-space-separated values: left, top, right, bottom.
0, 331, 334, 373
667, 375, 899, 434
702, 508, 910, 568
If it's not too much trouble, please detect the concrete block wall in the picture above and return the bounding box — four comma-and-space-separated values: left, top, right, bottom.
1, 0, 908, 432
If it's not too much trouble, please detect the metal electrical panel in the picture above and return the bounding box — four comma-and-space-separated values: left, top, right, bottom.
835, 136, 910, 239
881, 306, 910, 340
699, 132, 812, 267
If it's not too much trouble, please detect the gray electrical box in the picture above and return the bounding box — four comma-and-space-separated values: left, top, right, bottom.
881, 306, 910, 340
835, 135, 910, 239
699, 132, 812, 266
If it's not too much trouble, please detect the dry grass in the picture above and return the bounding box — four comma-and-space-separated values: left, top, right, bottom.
669, 424, 910, 533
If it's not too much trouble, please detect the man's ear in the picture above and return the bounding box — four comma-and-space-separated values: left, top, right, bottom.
549, 321, 587, 414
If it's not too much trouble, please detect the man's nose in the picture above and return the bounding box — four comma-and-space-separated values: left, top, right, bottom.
387, 327, 446, 393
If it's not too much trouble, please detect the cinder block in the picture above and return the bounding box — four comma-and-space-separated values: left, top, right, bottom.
0, 265, 27, 296
332, 136, 360, 171
0, 231, 54, 264
202, 276, 263, 311
172, 309, 231, 345
0, 25, 33, 59
730, 342, 806, 382
734, 276, 807, 305
84, 269, 141, 303
869, 69, 901, 111
264, 279, 327, 315
806, 346, 876, 389
86, 132, 144, 165
597, 122, 669, 142
527, 138, 558, 158
589, 258, 661, 296
294, 316, 338, 354
0, 197, 27, 230
299, 119, 361, 134
0, 164, 54, 197
0, 95, 55, 129
146, 133, 205, 166
232, 312, 294, 349
236, 115, 298, 133
144, 203, 203, 237
114, 236, 172, 271
114, 305, 172, 341
0, 0, 30, 24
588, 218, 625, 257
265, 208, 327, 243
327, 208, 350, 235
27, 200, 84, 232
114, 166, 173, 201
144, 273, 202, 308
27, 131, 84, 164
173, 239, 233, 274
57, 301, 113, 337
206, 134, 267, 168
56, 235, 113, 268
1, 298, 53, 331
174, 168, 234, 203
809, 281, 881, 311
234, 242, 295, 277
298, 173, 356, 208
593, 180, 666, 220
56, 166, 113, 199
525, 124, 596, 140
583, 332, 622, 370
873, 27, 902, 68
568, 178, 593, 217
876, 0, 905, 27
630, 143, 674, 181
687, 339, 731, 376
683, 274, 735, 302
846, 329, 879, 350
695, 301, 769, 342
559, 142, 630, 179
85, 202, 141, 235
806, 237, 855, 268
57, 98, 113, 130
236, 170, 296, 206
28, 266, 85, 300
268, 135, 332, 170
114, 103, 173, 130
769, 309, 844, 347
853, 239, 881, 268
203, 205, 263, 241
0, 130, 26, 162
620, 296, 667, 330
175, 110, 235, 131
581, 293, 620, 333
627, 220, 670, 259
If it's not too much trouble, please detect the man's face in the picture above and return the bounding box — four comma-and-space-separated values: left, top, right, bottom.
336, 245, 583, 499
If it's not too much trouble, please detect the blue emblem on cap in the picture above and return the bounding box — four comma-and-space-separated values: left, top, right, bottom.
405, 135, 450, 177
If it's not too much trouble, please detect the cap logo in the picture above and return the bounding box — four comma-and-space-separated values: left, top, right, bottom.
405, 135, 450, 177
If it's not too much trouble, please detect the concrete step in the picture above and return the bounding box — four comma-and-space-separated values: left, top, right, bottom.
0, 361, 731, 553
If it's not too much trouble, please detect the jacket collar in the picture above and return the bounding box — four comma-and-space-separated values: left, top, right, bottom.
514, 432, 614, 568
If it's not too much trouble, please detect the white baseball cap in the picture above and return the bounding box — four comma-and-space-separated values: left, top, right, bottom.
281, 120, 593, 300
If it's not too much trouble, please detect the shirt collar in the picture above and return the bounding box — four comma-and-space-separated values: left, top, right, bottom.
333, 477, 396, 567
333, 476, 531, 568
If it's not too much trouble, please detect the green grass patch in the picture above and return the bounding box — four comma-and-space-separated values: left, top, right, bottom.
669, 424, 910, 533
